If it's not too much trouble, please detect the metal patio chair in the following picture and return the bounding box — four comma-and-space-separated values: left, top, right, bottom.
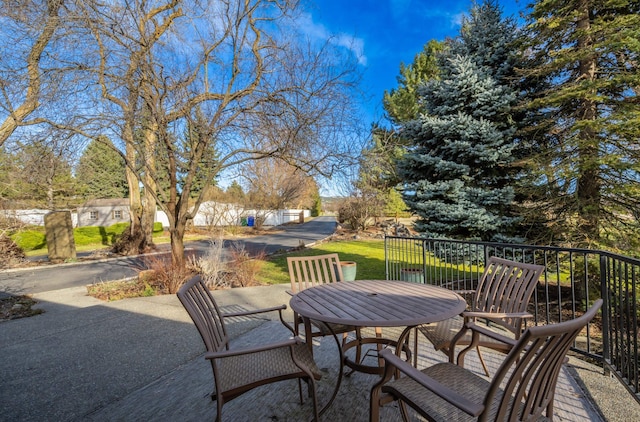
371, 299, 603, 422
416, 257, 545, 376
177, 276, 321, 422
288, 253, 381, 368
287, 254, 362, 343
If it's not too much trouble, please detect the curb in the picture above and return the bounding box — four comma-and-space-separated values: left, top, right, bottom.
0, 248, 193, 274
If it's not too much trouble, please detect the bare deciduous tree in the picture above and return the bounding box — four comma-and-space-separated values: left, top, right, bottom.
242, 158, 318, 211
85, 0, 363, 267
11, 130, 78, 209
1, 0, 364, 269
0, 0, 77, 146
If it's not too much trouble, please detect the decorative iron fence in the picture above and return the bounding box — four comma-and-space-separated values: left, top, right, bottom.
384, 235, 640, 403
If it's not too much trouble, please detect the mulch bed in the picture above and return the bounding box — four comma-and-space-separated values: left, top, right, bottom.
0, 295, 43, 322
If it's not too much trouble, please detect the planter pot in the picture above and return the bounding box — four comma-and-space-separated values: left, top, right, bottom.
400, 268, 424, 284
338, 261, 357, 281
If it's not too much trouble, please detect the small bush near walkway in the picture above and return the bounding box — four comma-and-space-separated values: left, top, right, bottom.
88, 239, 270, 301
85, 236, 386, 301
0, 234, 27, 269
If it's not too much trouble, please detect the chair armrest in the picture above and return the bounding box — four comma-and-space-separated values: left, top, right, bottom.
205, 337, 302, 360
463, 310, 533, 320
223, 304, 296, 336
222, 304, 287, 318
463, 322, 517, 347
378, 349, 484, 417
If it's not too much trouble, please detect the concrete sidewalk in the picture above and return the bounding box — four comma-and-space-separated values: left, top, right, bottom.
0, 284, 292, 421
1, 284, 637, 421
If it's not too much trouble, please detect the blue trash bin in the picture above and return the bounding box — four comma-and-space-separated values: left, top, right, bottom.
247, 216, 255, 227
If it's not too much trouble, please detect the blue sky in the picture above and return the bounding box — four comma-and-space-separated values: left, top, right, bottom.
304, 0, 526, 123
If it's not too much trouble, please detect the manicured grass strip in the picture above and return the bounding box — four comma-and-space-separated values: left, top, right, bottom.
258, 239, 482, 285
259, 239, 386, 285
14, 222, 167, 256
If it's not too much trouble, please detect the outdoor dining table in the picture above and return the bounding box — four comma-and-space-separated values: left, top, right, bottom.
288, 279, 466, 415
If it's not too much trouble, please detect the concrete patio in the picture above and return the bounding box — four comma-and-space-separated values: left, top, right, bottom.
1, 283, 638, 421
83, 325, 606, 421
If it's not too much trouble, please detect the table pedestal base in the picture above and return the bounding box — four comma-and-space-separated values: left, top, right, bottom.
342, 337, 412, 375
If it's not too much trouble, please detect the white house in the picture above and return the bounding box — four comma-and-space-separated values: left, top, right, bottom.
77, 199, 131, 227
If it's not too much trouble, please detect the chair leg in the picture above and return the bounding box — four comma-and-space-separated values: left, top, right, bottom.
369, 383, 382, 422
476, 346, 490, 377
215, 396, 223, 422
293, 312, 300, 336
297, 378, 303, 404
398, 401, 411, 422
345, 329, 361, 378
354, 328, 363, 365
546, 398, 554, 419
413, 327, 418, 367
449, 343, 490, 380
375, 327, 383, 368
308, 377, 319, 422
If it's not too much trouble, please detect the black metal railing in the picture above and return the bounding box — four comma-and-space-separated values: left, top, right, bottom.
384, 235, 640, 403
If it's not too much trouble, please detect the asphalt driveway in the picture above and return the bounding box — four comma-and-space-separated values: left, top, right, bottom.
0, 216, 338, 296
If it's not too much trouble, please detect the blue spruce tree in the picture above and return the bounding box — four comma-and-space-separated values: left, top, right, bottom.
398, 1, 521, 241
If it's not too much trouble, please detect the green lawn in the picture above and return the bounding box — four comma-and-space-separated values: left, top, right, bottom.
11, 223, 217, 257
258, 239, 386, 285
257, 238, 492, 287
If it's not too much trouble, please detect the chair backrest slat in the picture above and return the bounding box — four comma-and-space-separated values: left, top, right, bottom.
482, 299, 602, 422
472, 257, 545, 335
177, 276, 229, 353
287, 254, 343, 293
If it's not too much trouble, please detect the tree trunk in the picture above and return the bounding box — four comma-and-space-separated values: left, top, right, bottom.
141, 125, 158, 247
44, 150, 55, 209
575, 1, 600, 245
46, 168, 55, 210
142, 186, 156, 248
170, 218, 186, 269
124, 124, 148, 254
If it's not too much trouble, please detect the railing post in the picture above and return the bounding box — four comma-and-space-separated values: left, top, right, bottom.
600, 254, 611, 376
483, 245, 490, 267
384, 236, 389, 280
422, 239, 428, 284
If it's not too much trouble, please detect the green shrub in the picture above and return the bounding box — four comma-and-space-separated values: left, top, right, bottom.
74, 223, 140, 246
74, 227, 105, 245
10, 229, 46, 251
12, 221, 174, 253
110, 222, 131, 234
74, 226, 119, 246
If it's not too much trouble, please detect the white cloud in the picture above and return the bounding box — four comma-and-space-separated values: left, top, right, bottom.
294, 12, 368, 66
451, 12, 466, 28
393, 2, 466, 30
336, 34, 367, 66
294, 12, 328, 41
